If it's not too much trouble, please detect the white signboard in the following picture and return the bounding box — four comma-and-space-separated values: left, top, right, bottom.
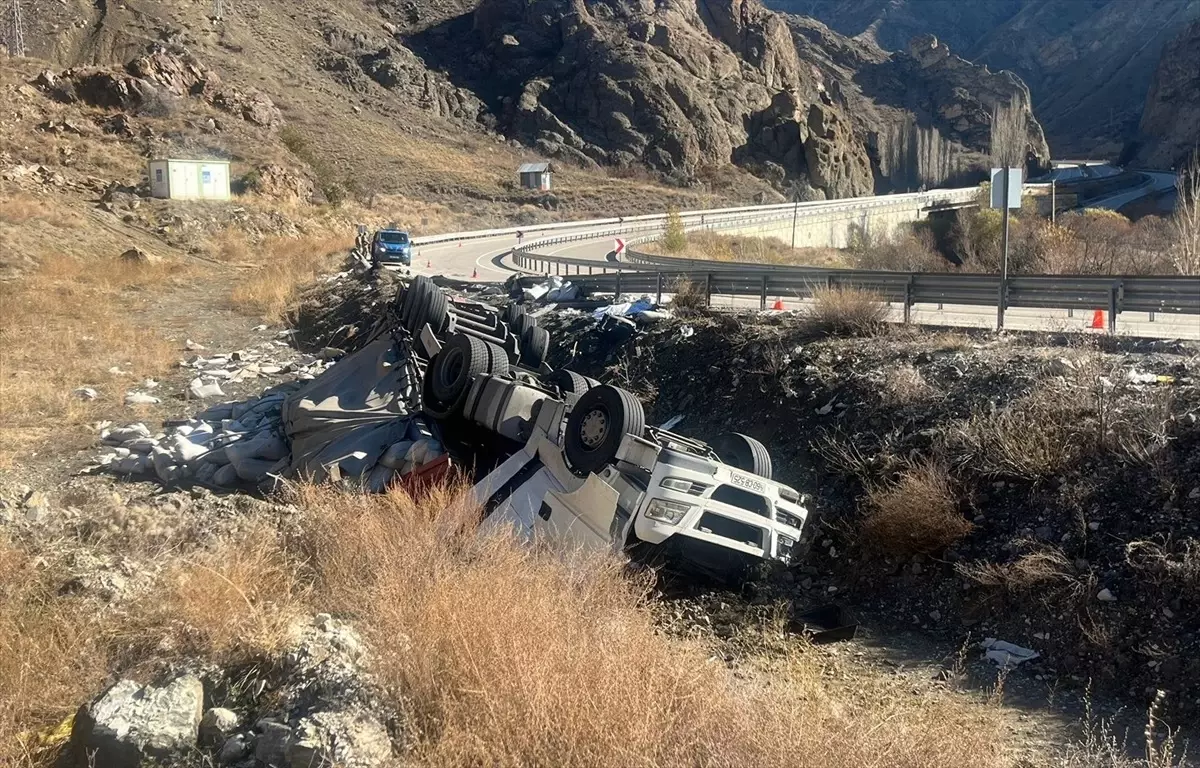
990, 168, 1023, 209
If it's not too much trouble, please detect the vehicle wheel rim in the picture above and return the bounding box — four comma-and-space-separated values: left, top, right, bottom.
580, 408, 608, 449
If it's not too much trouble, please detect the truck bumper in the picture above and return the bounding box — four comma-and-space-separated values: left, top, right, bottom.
634, 532, 766, 583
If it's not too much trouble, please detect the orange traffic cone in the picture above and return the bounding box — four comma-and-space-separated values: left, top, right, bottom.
1090, 309, 1105, 329
772, 298, 785, 311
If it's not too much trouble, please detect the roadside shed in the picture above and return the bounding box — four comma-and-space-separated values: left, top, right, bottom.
148, 159, 232, 201
518, 161, 553, 191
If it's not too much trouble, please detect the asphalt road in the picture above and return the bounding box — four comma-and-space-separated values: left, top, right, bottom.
409, 213, 1199, 341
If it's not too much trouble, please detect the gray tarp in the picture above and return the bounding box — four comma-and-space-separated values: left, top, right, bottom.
281, 333, 417, 483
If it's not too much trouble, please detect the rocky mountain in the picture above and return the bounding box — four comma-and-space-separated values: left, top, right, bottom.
10, 0, 1050, 199
1133, 20, 1200, 170
772, 0, 1200, 158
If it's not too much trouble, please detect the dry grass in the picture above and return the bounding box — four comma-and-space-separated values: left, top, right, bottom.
860, 461, 973, 557
0, 252, 183, 466
296, 483, 1006, 768
0, 541, 114, 765
800, 285, 889, 336
881, 363, 935, 405
0, 197, 85, 227
228, 234, 352, 321
1126, 538, 1200, 596
957, 546, 1084, 593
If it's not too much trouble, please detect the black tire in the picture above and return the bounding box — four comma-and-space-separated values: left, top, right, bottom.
425, 286, 450, 334
713, 433, 773, 480
401, 277, 431, 329
421, 364, 460, 421
503, 303, 526, 325
520, 325, 550, 369
484, 340, 510, 378
546, 369, 592, 396
511, 312, 536, 338
564, 385, 646, 477
430, 333, 489, 404
404, 282, 431, 334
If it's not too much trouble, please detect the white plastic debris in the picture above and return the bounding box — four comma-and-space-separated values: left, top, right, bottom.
1097, 588, 1117, 602
980, 638, 1040, 669
73, 387, 99, 400
185, 339, 206, 351
189, 378, 226, 400
124, 391, 162, 406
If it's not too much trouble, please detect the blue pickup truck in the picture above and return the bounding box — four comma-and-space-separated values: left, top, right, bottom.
371, 229, 413, 268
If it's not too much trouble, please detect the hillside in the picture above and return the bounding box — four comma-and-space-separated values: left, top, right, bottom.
773, 0, 1200, 159
1134, 20, 1200, 170
9, 0, 1049, 202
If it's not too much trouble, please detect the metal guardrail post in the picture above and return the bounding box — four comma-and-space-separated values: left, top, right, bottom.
615, 266, 622, 299
903, 279, 913, 324
704, 273, 712, 307
1109, 282, 1119, 334
656, 272, 663, 305
760, 275, 768, 310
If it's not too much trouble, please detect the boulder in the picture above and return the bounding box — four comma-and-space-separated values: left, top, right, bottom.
287, 710, 392, 768
199, 707, 240, 746
70, 675, 204, 768
121, 247, 161, 265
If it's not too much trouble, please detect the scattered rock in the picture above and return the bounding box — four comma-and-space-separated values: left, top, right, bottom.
199, 707, 239, 746
120, 247, 161, 265
288, 709, 392, 768
1097, 588, 1117, 602
73, 387, 99, 400
71, 675, 204, 768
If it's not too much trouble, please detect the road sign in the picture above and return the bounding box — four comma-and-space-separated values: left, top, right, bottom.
614, 238, 625, 256
990, 168, 1023, 209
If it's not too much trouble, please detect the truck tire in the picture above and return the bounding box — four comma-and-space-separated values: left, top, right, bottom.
713, 433, 773, 481
565, 385, 646, 477
484, 340, 510, 378
519, 325, 550, 369
512, 312, 536, 338
401, 277, 432, 329
421, 363, 460, 421
430, 333, 489, 404
425, 285, 450, 334
546, 369, 592, 395
503, 303, 526, 325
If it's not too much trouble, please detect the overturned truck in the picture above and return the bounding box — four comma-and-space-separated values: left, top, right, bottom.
393, 276, 810, 579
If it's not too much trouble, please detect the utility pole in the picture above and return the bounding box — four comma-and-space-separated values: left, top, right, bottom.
1051, 178, 1056, 225
3, 0, 26, 58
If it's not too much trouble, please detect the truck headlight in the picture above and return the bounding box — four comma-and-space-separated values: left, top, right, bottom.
777, 534, 797, 561
644, 499, 691, 525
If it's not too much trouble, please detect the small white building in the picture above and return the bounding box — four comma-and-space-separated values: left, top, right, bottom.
517, 161, 553, 191
148, 159, 232, 201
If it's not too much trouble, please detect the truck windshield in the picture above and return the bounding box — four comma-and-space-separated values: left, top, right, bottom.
709, 485, 772, 517
378, 232, 409, 244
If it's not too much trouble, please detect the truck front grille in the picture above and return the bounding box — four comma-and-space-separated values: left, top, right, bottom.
696, 513, 764, 549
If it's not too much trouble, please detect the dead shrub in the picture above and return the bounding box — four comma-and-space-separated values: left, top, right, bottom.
860, 461, 972, 557
957, 546, 1084, 595
800, 285, 888, 336
1126, 538, 1200, 595
880, 363, 934, 405
669, 276, 709, 313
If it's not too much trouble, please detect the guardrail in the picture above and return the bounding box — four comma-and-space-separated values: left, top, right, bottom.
554, 269, 1200, 333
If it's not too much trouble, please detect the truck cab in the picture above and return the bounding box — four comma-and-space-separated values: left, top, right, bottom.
372, 229, 412, 267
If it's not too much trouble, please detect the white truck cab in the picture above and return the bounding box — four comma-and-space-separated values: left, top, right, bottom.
464, 373, 808, 580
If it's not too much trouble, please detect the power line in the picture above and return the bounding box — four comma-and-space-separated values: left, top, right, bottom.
2, 0, 26, 58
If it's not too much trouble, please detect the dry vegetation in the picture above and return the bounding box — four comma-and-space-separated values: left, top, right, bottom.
799, 285, 890, 336
226, 233, 353, 321
861, 461, 973, 557
0, 482, 1018, 767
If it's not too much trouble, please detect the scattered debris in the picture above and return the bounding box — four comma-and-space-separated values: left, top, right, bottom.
73, 387, 99, 400
981, 638, 1040, 669
124, 391, 162, 406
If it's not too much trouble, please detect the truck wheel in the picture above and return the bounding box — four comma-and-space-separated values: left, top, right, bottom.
512, 312, 536, 338
713, 433, 773, 481
519, 325, 550, 368
565, 385, 646, 477
503, 303, 526, 325
546, 369, 592, 395
421, 363, 460, 421
401, 277, 432, 329
484, 340, 510, 378
430, 333, 489, 404
424, 285, 450, 334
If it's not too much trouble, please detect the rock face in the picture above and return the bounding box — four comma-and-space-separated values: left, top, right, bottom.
39, 47, 283, 129
775, 0, 1200, 156
70, 675, 204, 768
1133, 21, 1200, 169
359, 45, 488, 123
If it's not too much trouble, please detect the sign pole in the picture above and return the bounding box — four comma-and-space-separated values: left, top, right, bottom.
1051, 179, 1056, 224
998, 166, 1011, 330
790, 187, 799, 250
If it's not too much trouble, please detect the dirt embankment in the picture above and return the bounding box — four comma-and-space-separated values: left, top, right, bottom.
541, 309, 1200, 717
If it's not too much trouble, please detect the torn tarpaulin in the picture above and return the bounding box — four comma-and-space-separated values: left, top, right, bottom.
980, 638, 1040, 669
592, 297, 655, 320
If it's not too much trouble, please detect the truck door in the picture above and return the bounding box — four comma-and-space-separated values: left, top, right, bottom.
535, 475, 621, 552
